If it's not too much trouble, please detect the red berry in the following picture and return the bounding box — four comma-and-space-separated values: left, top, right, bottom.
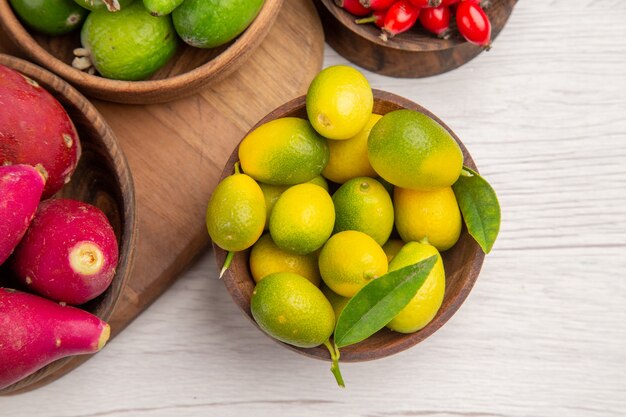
355, 9, 387, 28
409, 0, 442, 7
456, 0, 491, 46
336, 0, 371, 16
419, 5, 450, 37
361, 0, 396, 11
380, 0, 421, 41
440, 0, 459, 5
373, 9, 387, 27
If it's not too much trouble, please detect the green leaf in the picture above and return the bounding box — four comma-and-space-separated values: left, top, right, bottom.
452, 167, 501, 254
333, 256, 438, 348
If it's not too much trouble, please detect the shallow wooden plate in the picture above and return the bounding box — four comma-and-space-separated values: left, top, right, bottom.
314, 0, 517, 78
0, 0, 283, 103
215, 90, 486, 362
0, 54, 136, 393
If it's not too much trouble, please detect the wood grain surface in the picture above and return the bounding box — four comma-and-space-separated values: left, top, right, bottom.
216, 91, 485, 362
0, 0, 324, 394
1, 0, 625, 415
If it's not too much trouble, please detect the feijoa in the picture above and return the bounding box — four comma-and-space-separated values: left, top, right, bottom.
80, 3, 177, 80
10, 0, 87, 36
172, 0, 264, 48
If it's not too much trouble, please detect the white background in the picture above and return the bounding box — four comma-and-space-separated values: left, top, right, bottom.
2, 1, 626, 416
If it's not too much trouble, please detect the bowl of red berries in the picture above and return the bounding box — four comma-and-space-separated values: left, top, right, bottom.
313, 0, 517, 77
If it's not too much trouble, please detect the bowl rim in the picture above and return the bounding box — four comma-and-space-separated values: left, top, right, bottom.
215, 89, 486, 362
317, 0, 518, 52
0, 0, 284, 100
0, 53, 137, 393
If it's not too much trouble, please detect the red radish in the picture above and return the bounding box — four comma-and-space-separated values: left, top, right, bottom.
419, 5, 451, 37
380, 0, 421, 41
409, 0, 442, 7
0, 288, 110, 390
360, 0, 395, 11
0, 164, 46, 265
456, 0, 491, 47
336, 0, 371, 16
11, 199, 119, 305
355, 9, 387, 27
0, 64, 81, 199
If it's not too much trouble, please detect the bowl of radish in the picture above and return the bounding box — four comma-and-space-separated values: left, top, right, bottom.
0, 54, 136, 394
313, 0, 517, 78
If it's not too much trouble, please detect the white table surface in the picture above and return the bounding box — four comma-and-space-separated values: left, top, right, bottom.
3, 1, 626, 416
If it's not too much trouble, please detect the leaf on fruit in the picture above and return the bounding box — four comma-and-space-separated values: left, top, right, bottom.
333, 256, 437, 348
452, 167, 501, 254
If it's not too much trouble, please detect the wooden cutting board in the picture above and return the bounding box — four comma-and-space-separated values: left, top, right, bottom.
0, 0, 324, 393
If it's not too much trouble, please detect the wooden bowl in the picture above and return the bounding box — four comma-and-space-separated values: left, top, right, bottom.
215, 90, 485, 362
0, 54, 136, 393
0, 0, 283, 104
314, 0, 517, 78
